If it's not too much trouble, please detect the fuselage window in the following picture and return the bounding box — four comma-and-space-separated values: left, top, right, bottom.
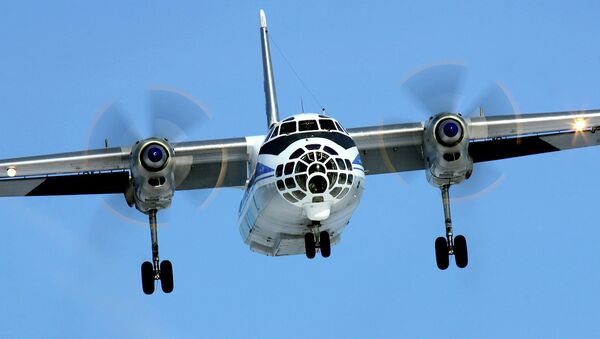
299, 120, 318, 131
280, 121, 297, 135
325, 159, 337, 170
345, 159, 352, 169
289, 148, 304, 159
323, 146, 338, 155
319, 119, 337, 131
284, 162, 294, 175
283, 192, 297, 203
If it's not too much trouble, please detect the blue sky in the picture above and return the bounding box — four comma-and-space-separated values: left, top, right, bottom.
1, 1, 600, 338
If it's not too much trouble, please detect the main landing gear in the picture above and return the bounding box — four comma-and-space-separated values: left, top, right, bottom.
435, 185, 468, 270
141, 209, 174, 295
304, 221, 331, 259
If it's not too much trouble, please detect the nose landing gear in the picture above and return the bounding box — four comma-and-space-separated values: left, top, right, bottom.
140, 209, 174, 294
435, 185, 468, 270
304, 221, 331, 259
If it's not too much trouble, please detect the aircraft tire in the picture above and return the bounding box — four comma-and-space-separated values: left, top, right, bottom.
435, 237, 449, 270
305, 233, 316, 259
454, 235, 468, 268
141, 261, 155, 295
160, 260, 174, 293
320, 231, 331, 258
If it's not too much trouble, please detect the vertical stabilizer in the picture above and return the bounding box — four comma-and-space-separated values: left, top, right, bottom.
259, 9, 280, 129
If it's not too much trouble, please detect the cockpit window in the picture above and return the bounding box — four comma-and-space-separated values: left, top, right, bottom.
299, 120, 318, 131
280, 121, 297, 135
266, 128, 274, 140
334, 121, 347, 133
266, 125, 279, 140
319, 119, 336, 131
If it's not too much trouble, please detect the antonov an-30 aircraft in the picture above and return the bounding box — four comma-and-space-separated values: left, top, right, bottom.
2, 11, 600, 295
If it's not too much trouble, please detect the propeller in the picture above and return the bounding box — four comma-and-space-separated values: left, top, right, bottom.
148, 86, 212, 142
390, 61, 520, 201
400, 61, 467, 116
86, 87, 219, 226
375, 62, 468, 186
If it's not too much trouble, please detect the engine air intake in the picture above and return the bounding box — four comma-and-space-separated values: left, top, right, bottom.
141, 144, 169, 171
435, 118, 464, 147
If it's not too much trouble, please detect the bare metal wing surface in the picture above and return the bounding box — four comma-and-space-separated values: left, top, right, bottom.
348, 122, 425, 175
0, 137, 255, 196
468, 109, 600, 162
170, 137, 257, 190
0, 109, 598, 197
350, 109, 600, 175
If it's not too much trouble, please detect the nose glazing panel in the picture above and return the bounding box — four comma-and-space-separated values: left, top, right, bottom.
274, 144, 355, 204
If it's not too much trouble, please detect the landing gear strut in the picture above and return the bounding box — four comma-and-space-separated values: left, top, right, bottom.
435, 185, 468, 270
304, 221, 331, 259
141, 209, 174, 294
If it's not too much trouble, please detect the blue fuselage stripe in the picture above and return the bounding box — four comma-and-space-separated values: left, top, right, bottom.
254, 174, 274, 185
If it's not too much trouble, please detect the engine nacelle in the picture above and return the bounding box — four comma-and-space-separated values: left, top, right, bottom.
423, 113, 473, 187
129, 138, 176, 213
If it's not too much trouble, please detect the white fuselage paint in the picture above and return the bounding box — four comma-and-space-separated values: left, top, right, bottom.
238, 114, 365, 256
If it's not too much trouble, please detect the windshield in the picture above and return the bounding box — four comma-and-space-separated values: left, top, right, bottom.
299, 120, 318, 131
280, 121, 297, 134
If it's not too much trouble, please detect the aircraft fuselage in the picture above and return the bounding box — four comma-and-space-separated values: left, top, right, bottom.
238, 113, 365, 256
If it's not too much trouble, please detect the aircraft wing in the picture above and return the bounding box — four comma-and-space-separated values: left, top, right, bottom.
468, 110, 600, 162
348, 122, 425, 175
0, 137, 254, 196
1, 109, 599, 196
350, 109, 600, 175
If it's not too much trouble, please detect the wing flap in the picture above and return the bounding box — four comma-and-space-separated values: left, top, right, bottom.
0, 171, 129, 196
470, 129, 600, 163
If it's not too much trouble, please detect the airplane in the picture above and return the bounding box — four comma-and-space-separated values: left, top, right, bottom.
1, 10, 600, 295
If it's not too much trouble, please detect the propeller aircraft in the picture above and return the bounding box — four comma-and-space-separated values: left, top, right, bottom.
1, 10, 599, 294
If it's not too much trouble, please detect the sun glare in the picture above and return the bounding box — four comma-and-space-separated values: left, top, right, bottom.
574, 119, 586, 132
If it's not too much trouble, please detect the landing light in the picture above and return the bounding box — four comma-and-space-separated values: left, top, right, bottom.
6, 168, 16, 177
574, 119, 586, 132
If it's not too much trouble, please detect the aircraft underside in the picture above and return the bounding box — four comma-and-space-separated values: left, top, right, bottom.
240, 175, 364, 256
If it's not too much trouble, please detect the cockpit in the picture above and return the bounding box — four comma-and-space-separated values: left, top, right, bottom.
264, 114, 348, 142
